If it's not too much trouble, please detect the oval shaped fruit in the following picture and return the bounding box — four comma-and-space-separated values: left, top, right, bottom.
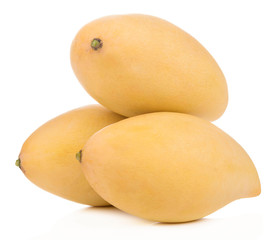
80, 112, 261, 222
17, 105, 125, 206
70, 14, 228, 121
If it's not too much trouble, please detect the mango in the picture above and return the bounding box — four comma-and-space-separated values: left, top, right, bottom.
80, 112, 261, 222
17, 105, 125, 206
70, 14, 228, 121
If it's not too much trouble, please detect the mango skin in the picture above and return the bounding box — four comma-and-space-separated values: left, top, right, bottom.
18, 105, 125, 206
80, 112, 261, 222
70, 14, 228, 121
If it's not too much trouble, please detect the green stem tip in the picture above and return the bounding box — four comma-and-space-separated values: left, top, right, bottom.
76, 150, 82, 163
15, 158, 21, 168
91, 38, 103, 50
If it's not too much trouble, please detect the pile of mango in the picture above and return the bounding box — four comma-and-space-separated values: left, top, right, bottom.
16, 14, 260, 223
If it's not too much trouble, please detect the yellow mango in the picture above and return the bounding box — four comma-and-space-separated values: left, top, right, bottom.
70, 14, 228, 121
17, 105, 125, 206
80, 112, 260, 222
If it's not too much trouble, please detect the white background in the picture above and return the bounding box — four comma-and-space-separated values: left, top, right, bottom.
1, 0, 279, 239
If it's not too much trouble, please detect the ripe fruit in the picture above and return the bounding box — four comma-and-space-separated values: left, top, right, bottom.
80, 112, 260, 222
17, 105, 125, 206
70, 14, 228, 121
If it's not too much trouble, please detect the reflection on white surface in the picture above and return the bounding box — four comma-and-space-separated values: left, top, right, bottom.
30, 207, 263, 240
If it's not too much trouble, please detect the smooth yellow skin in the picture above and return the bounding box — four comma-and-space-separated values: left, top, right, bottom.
18, 105, 125, 206
81, 112, 261, 222
70, 14, 228, 121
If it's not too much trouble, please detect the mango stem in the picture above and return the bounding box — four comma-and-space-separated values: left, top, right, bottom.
15, 158, 21, 168
76, 150, 82, 163
91, 38, 102, 50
